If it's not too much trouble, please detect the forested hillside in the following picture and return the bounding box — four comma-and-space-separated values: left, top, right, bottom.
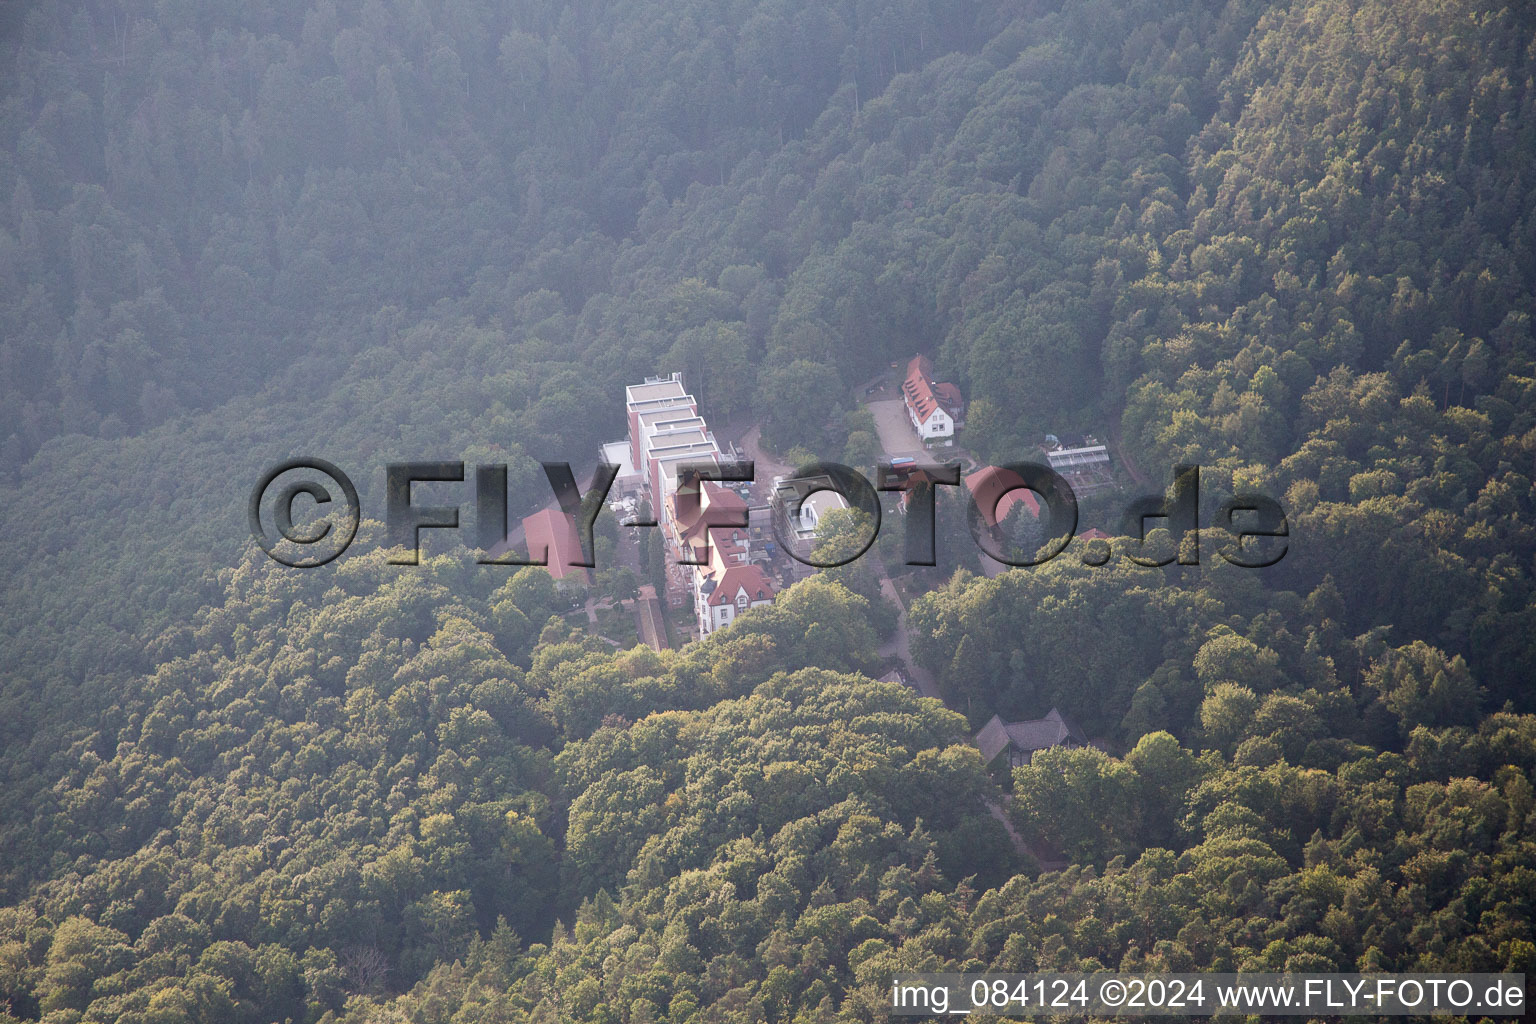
2, 0, 1535, 1021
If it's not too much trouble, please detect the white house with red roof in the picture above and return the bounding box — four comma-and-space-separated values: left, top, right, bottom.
902, 355, 964, 440
697, 563, 776, 634
666, 480, 777, 636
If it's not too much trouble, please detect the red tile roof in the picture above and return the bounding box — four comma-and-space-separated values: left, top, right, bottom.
896, 467, 948, 509
670, 483, 749, 563
903, 355, 963, 425
964, 466, 1041, 527
706, 564, 775, 607
522, 508, 590, 582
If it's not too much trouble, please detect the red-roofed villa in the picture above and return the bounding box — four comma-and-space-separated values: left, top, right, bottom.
902, 355, 964, 440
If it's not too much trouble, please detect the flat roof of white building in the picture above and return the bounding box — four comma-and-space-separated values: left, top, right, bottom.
642, 413, 708, 441
600, 440, 640, 479
647, 426, 712, 451
626, 379, 690, 406
656, 451, 721, 495
797, 489, 849, 536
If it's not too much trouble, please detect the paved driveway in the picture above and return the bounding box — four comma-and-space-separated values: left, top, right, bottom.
874, 573, 941, 702
867, 399, 926, 460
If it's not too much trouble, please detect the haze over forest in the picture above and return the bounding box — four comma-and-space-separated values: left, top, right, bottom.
0, 0, 1534, 1021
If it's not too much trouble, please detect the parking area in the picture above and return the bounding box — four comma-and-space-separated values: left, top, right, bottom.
867, 398, 927, 461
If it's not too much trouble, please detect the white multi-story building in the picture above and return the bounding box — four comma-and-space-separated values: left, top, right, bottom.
620, 374, 722, 524
616, 373, 778, 630
769, 473, 851, 580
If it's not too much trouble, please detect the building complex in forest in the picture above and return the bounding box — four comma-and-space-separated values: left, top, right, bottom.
616, 374, 779, 637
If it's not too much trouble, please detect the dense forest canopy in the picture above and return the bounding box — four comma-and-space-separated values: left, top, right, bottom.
1, 0, 1535, 1021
